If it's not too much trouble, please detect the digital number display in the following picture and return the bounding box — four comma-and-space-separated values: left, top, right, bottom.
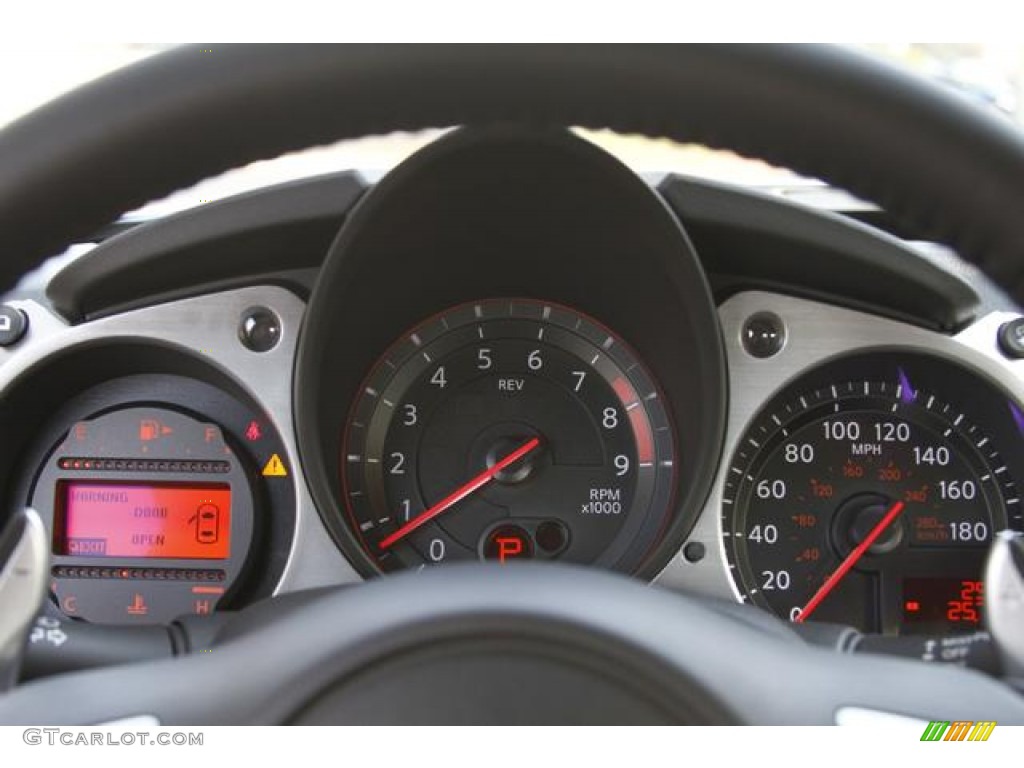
55, 482, 231, 559
903, 577, 984, 629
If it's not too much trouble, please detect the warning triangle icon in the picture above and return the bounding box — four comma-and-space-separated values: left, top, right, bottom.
262, 453, 288, 477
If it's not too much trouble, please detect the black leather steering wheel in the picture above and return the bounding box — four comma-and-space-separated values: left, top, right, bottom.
1, 44, 1024, 725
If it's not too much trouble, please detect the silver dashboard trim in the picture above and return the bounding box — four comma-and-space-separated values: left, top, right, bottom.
653, 290, 1024, 602
4, 287, 1022, 602
0, 287, 362, 597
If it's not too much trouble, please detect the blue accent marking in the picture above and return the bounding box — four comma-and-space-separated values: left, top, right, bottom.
897, 367, 917, 404
1010, 402, 1024, 436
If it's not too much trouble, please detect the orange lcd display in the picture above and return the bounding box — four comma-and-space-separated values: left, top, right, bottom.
58, 482, 231, 559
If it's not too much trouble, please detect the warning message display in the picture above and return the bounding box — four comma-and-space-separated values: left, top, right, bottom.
57, 482, 231, 560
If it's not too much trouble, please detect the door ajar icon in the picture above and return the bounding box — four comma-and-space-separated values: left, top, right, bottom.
193, 503, 221, 544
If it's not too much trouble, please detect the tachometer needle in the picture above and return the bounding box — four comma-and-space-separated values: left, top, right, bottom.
378, 436, 542, 550
794, 500, 906, 623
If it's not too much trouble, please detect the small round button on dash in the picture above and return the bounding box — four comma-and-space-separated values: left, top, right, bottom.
997, 318, 1024, 360
0, 305, 28, 347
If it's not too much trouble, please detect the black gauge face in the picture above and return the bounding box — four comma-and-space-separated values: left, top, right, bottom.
342, 299, 676, 572
723, 352, 1024, 635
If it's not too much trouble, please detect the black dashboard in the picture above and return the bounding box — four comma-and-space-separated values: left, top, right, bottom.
2, 125, 1021, 642
3, 90, 1024, 723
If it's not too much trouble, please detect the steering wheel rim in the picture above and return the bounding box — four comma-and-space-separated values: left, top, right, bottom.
2, 44, 1024, 724
1, 44, 1023, 303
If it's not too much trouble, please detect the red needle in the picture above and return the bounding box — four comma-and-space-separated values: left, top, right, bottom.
378, 436, 542, 550
794, 500, 906, 623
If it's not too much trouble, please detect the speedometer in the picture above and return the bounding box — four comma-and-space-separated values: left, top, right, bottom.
341, 298, 676, 573
723, 351, 1024, 635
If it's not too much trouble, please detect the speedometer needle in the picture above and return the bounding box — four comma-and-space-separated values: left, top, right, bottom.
794, 500, 906, 623
378, 436, 542, 550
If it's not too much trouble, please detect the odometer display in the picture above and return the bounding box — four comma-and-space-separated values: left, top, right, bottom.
723, 353, 1024, 635
342, 299, 676, 573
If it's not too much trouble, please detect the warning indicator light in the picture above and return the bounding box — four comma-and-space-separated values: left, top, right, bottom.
262, 453, 288, 477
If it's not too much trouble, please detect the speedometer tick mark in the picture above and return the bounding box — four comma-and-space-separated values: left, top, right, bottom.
731, 467, 743, 475
831, 385, 838, 399
748, 438, 760, 447
800, 396, 808, 408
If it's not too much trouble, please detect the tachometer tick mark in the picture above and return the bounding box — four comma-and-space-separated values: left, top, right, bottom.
590, 353, 600, 365
626, 401, 640, 411
365, 387, 379, 398
542, 306, 551, 320
602, 336, 614, 350
347, 454, 361, 462
410, 333, 422, 347
359, 521, 373, 531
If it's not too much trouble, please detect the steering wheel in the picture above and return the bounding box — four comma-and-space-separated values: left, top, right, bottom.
1, 44, 1023, 725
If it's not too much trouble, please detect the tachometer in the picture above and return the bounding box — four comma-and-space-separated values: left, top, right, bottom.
723, 352, 1024, 635
342, 299, 676, 573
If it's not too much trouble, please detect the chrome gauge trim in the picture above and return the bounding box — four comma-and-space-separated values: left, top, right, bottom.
0, 287, 362, 597
654, 291, 1024, 602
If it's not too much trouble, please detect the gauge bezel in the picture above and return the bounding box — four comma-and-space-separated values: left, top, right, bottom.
294, 127, 727, 579
655, 291, 1024, 617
